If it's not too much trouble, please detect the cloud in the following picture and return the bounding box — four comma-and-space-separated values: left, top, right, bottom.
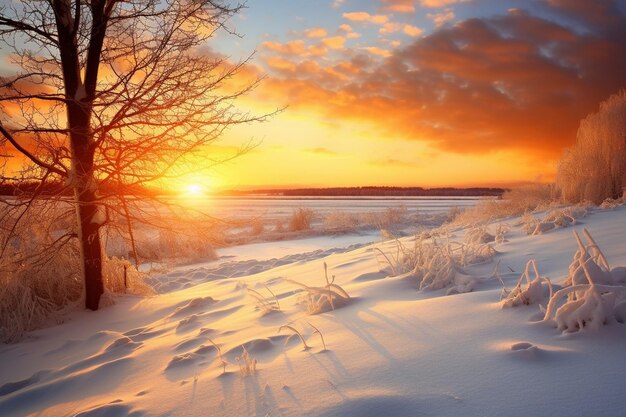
261, 40, 306, 55
362, 46, 392, 57
380, 22, 423, 37
304, 27, 328, 38
545, 0, 624, 30
427, 9, 455, 27
265, 56, 297, 72
403, 24, 423, 36
339, 23, 361, 38
420, 0, 469, 8
322, 36, 346, 49
256, 2, 626, 159
343, 12, 390, 25
380, 0, 416, 13
339, 24, 353, 32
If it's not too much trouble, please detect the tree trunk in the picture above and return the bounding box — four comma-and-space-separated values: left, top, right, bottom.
76, 188, 104, 310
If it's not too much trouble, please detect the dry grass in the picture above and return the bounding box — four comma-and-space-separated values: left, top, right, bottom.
287, 262, 351, 314
450, 184, 555, 227
247, 284, 281, 314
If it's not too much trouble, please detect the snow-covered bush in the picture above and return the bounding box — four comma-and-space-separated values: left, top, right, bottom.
502, 260, 552, 308
531, 209, 576, 235
376, 233, 496, 293
543, 228, 626, 332
557, 90, 626, 204
564, 229, 613, 287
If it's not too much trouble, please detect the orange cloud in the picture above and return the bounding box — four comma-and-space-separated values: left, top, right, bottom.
427, 9, 455, 27
265, 56, 297, 72
420, 0, 468, 7
339, 23, 361, 38
307, 44, 328, 56
304, 27, 328, 38
261, 40, 306, 55
322, 36, 346, 49
343, 12, 389, 25
378, 0, 468, 10
403, 24, 423, 36
256, 2, 626, 160
379, 22, 423, 36
380, 0, 416, 13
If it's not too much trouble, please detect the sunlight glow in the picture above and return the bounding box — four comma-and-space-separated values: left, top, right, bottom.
186, 183, 203, 196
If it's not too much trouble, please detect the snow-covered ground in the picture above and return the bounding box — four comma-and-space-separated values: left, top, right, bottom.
2, 204, 626, 417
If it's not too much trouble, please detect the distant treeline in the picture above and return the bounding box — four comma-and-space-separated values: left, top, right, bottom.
225, 186, 507, 197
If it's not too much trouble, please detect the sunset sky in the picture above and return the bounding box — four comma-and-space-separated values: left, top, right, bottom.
195, 0, 626, 190
1, 0, 625, 192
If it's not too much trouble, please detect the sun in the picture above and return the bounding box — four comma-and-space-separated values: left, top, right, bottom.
185, 183, 203, 196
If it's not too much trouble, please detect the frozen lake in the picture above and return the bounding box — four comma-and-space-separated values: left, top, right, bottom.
177, 195, 489, 221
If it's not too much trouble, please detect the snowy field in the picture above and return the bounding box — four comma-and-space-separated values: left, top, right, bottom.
2, 201, 626, 416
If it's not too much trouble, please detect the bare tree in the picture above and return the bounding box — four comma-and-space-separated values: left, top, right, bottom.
0, 0, 264, 310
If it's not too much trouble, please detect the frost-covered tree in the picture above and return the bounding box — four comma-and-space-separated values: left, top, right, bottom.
0, 0, 263, 310
556, 91, 626, 204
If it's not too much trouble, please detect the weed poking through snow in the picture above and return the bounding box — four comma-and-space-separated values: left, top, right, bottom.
236, 347, 257, 376
286, 262, 350, 314
247, 283, 281, 314
278, 324, 310, 350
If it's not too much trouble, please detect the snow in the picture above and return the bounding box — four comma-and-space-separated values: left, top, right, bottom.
2, 204, 626, 416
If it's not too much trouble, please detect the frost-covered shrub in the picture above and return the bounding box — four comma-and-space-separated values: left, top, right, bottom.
564, 229, 613, 287
380, 206, 408, 228
557, 90, 626, 204
599, 197, 624, 210
0, 201, 157, 342
135, 227, 218, 263
288, 208, 315, 232
531, 209, 576, 235
464, 226, 495, 244
0, 242, 82, 343
0, 202, 83, 343
543, 228, 626, 332
376, 233, 496, 293
502, 260, 552, 308
322, 211, 360, 233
